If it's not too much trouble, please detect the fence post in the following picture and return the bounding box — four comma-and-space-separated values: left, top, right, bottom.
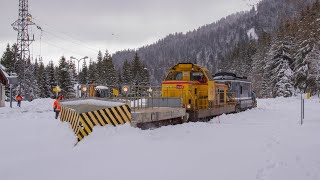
152, 90, 154, 109
301, 93, 303, 125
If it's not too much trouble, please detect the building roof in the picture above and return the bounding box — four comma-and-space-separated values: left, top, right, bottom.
0, 64, 6, 70
0, 64, 9, 85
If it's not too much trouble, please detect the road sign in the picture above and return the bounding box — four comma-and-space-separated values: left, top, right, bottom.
53, 86, 61, 93
113, 89, 119, 97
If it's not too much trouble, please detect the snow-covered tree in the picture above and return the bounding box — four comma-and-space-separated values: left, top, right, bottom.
79, 59, 88, 84
122, 59, 132, 84
57, 56, 75, 98
37, 61, 50, 98
46, 60, 56, 95
269, 40, 295, 97
95, 51, 104, 85
88, 59, 96, 83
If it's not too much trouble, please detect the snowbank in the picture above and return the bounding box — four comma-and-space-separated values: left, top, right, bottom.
0, 97, 320, 180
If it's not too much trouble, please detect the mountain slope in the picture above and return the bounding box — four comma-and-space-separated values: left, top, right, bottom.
112, 0, 316, 86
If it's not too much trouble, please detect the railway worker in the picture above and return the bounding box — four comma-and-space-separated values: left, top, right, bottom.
16, 94, 22, 107
53, 95, 64, 119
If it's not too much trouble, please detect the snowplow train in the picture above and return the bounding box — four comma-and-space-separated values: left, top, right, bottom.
59, 63, 257, 143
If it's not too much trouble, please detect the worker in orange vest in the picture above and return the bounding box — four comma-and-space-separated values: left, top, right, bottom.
53, 95, 64, 119
16, 94, 22, 107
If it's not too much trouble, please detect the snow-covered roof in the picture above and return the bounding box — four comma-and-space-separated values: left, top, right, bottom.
95, 86, 109, 90
0, 64, 9, 85
61, 99, 123, 107
0, 64, 6, 70
59, 99, 125, 113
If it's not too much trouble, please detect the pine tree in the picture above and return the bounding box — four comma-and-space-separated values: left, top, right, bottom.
122, 59, 132, 84
118, 69, 123, 84
88, 59, 96, 83
95, 51, 105, 84
57, 56, 75, 98
46, 60, 56, 94
140, 64, 150, 87
0, 44, 16, 73
32, 59, 40, 97
0, 44, 17, 98
294, 45, 320, 94
37, 61, 50, 98
269, 40, 295, 97
79, 59, 88, 84
103, 50, 118, 85
131, 52, 143, 85
68, 59, 77, 96
293, 1, 320, 94
250, 32, 272, 97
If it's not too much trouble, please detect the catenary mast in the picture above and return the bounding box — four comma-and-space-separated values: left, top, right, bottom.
11, 0, 36, 99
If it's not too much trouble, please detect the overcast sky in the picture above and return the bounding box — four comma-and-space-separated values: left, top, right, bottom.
0, 0, 253, 65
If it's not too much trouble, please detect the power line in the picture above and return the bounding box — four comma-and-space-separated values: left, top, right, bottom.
41, 39, 91, 59
42, 30, 100, 53
32, 17, 104, 52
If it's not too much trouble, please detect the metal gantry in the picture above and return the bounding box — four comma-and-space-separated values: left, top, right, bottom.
11, 0, 36, 98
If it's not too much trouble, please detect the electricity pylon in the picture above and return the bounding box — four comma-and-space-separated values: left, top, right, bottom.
11, 0, 37, 99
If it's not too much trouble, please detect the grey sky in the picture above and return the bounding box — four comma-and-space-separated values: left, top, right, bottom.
0, 0, 252, 65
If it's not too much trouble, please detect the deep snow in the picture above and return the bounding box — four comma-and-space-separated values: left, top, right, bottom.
0, 97, 320, 180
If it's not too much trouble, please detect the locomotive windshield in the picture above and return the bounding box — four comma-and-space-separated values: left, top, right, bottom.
190, 72, 203, 81
165, 72, 183, 81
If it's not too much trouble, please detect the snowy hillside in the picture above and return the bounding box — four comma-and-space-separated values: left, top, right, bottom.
0, 97, 320, 180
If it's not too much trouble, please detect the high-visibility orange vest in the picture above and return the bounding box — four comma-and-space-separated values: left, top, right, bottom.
16, 96, 22, 101
53, 99, 61, 110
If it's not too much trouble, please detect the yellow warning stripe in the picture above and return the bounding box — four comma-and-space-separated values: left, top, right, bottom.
93, 111, 106, 126
116, 106, 129, 123
98, 109, 113, 126
70, 111, 78, 132
73, 115, 80, 134
60, 107, 65, 121
77, 134, 83, 141
82, 113, 95, 130
87, 112, 100, 126
63, 108, 69, 121
111, 107, 124, 124
60, 108, 64, 121
70, 111, 76, 129
105, 109, 119, 125
79, 128, 88, 137
79, 117, 92, 134
122, 105, 132, 119
59, 104, 132, 143
66, 109, 71, 122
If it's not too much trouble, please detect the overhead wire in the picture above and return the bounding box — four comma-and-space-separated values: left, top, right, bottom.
42, 30, 99, 53
32, 17, 103, 52
29, 23, 95, 60
41, 39, 89, 58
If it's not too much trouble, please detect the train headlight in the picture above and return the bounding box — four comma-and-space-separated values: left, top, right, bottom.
187, 104, 191, 109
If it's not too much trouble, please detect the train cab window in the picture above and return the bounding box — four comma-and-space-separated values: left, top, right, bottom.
191, 72, 206, 83
174, 72, 183, 80
165, 72, 174, 81
165, 72, 183, 81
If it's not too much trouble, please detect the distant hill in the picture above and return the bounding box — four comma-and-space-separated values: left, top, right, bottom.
112, 0, 319, 98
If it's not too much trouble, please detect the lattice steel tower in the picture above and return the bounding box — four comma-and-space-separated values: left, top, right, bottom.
11, 0, 36, 97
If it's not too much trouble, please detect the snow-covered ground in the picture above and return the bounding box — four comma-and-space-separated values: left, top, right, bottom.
0, 97, 320, 180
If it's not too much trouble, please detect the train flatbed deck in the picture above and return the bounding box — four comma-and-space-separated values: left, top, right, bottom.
131, 107, 187, 129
